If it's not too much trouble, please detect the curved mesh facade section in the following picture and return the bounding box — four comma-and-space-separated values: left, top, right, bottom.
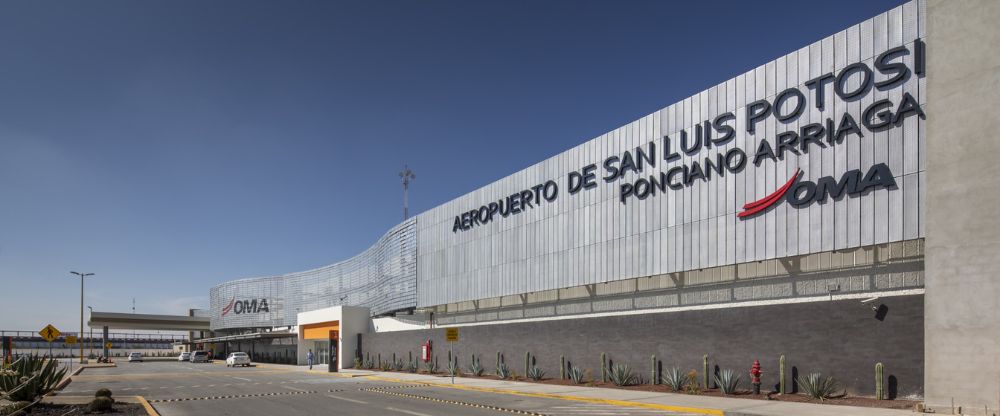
210, 218, 417, 331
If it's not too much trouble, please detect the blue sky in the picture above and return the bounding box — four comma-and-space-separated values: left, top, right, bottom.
0, 0, 903, 332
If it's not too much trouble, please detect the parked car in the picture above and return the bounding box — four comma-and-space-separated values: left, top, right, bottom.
127, 352, 143, 362
178, 352, 191, 362
190, 351, 210, 363
226, 352, 251, 367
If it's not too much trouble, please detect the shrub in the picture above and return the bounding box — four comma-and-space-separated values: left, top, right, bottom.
796, 373, 840, 400
684, 370, 700, 394
88, 396, 115, 413
714, 369, 741, 395
353, 357, 362, 369
568, 367, 585, 384
496, 361, 511, 379
95, 388, 113, 398
662, 367, 687, 392
527, 366, 545, 381
608, 363, 638, 387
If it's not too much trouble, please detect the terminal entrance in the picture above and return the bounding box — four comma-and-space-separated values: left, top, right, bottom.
301, 321, 339, 372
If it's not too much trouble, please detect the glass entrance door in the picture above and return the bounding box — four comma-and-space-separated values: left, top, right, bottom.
314, 341, 329, 365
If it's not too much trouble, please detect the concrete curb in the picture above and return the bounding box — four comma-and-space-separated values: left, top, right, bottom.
136, 396, 159, 416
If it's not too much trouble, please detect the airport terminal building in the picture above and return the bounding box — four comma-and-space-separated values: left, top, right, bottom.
205, 1, 1000, 413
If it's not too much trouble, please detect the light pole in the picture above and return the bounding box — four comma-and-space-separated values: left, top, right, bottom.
399, 165, 416, 220
87, 306, 94, 358
70, 271, 94, 363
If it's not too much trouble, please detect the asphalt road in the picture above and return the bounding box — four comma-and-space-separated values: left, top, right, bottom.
58, 361, 696, 415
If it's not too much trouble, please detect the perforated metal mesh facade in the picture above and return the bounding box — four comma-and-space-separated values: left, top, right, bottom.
210, 219, 417, 331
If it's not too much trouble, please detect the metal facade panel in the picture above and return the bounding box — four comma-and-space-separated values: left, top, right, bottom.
405, 1, 926, 307
210, 219, 418, 330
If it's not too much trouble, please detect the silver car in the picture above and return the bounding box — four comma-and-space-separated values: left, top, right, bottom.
189, 351, 209, 363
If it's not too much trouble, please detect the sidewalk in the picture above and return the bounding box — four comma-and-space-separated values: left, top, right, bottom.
333, 368, 915, 416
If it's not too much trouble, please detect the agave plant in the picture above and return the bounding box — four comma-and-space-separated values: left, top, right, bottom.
568, 366, 585, 384
608, 363, 638, 387
393, 359, 404, 371
527, 366, 545, 381
353, 357, 363, 369
406, 359, 418, 373
662, 367, 687, 392
796, 373, 840, 400
468, 357, 484, 376
424, 355, 439, 374
0, 355, 67, 402
495, 361, 511, 379
714, 369, 742, 394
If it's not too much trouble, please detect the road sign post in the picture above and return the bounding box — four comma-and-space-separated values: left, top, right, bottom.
39, 324, 60, 361
445, 328, 459, 384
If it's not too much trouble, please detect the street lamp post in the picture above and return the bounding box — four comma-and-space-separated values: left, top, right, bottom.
70, 271, 94, 364
399, 165, 416, 220
87, 306, 94, 359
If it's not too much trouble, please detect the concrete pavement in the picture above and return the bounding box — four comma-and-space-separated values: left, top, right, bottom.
57, 360, 710, 415
333, 367, 916, 416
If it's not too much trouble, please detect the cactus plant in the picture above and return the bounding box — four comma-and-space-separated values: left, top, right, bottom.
601, 352, 607, 383
779, 355, 786, 394
703, 355, 709, 389
560, 355, 566, 380
875, 362, 884, 400
651, 355, 657, 385
409, 351, 412, 364
524, 351, 531, 378
496, 351, 501, 371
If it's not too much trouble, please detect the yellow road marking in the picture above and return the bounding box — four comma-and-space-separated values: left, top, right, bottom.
137, 396, 160, 416
365, 375, 724, 416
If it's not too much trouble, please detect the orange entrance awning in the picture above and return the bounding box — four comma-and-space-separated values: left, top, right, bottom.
301, 321, 340, 340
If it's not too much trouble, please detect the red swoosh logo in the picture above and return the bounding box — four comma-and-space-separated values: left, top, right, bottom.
738, 169, 801, 219
221, 296, 236, 316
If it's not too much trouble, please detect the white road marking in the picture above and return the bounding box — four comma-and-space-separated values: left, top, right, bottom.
325, 394, 368, 404
281, 385, 308, 392
385, 407, 434, 416
231, 377, 252, 382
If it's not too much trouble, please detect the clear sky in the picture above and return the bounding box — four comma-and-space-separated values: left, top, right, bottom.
0, 0, 904, 332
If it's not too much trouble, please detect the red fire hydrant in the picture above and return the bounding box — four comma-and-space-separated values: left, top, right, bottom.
750, 360, 762, 395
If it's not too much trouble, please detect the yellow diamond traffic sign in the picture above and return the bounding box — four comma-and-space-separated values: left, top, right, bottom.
39, 324, 60, 342
65, 335, 77, 345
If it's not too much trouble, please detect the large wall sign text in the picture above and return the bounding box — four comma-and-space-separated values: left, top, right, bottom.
453, 40, 926, 233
